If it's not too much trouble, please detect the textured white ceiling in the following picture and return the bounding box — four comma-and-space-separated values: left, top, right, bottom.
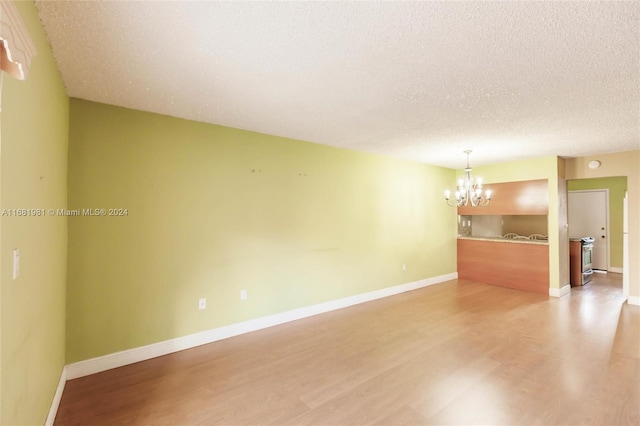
35, 1, 639, 169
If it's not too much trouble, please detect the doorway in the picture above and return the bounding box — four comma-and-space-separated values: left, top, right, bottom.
567, 176, 628, 277
568, 189, 609, 270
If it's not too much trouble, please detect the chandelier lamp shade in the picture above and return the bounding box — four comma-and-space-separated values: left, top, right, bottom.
445, 150, 492, 207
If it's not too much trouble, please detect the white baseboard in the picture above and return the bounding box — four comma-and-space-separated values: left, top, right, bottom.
608, 267, 623, 274
45, 366, 66, 426
66, 272, 457, 380
549, 284, 571, 298
628, 296, 640, 306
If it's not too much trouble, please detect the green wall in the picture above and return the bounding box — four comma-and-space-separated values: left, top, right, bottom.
467, 156, 559, 184
0, 2, 69, 424
67, 99, 456, 363
567, 177, 627, 268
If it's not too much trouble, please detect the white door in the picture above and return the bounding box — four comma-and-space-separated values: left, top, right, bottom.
568, 190, 609, 270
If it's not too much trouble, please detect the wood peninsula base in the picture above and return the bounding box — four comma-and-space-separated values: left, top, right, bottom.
457, 238, 550, 295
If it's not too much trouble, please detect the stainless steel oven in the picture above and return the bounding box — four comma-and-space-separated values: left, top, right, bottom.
581, 237, 594, 285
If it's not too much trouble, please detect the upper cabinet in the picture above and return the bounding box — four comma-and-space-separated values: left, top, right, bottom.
458, 179, 548, 216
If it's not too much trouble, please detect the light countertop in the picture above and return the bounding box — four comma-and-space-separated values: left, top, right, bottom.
458, 236, 549, 245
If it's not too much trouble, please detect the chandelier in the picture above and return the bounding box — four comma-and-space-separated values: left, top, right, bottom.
445, 150, 492, 207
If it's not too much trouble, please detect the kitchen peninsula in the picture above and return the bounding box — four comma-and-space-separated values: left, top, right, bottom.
456, 179, 550, 295
458, 236, 549, 294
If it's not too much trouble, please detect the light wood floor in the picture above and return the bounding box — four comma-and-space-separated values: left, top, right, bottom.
55, 273, 639, 425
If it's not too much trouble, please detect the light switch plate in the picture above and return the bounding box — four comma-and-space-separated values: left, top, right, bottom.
12, 248, 20, 280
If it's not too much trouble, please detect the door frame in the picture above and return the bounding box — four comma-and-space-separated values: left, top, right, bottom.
568, 189, 610, 271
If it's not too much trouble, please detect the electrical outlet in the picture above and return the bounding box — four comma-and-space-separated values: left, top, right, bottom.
240, 289, 247, 300
198, 298, 206, 310
402, 263, 406, 271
